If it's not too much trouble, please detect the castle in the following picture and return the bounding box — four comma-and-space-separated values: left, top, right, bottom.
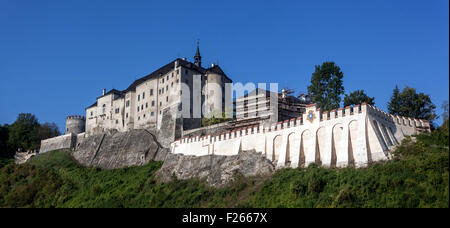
39, 44, 431, 169
84, 42, 232, 136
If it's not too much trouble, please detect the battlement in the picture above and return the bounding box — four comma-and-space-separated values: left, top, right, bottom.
175, 103, 367, 145
67, 115, 86, 120
171, 103, 430, 169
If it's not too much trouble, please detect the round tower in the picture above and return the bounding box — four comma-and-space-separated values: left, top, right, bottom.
65, 115, 86, 134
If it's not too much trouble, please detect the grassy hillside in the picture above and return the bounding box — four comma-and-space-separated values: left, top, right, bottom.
0, 130, 448, 208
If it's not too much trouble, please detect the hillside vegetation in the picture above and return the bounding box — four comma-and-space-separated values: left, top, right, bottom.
0, 129, 448, 208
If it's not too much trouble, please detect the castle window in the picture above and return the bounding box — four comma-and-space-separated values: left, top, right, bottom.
152, 101, 155, 106
138, 116, 140, 120
126, 113, 128, 118
176, 79, 179, 83
151, 112, 154, 116
138, 95, 140, 101
177, 69, 179, 75
160, 101, 162, 106
102, 104, 106, 113
150, 89, 153, 96
159, 89, 161, 94
115, 120, 118, 124
162, 78, 164, 83
171, 82, 173, 87
141, 105, 143, 110
137, 107, 140, 112
144, 114, 146, 118
115, 108, 119, 114
166, 96, 168, 102
166, 75, 169, 81
90, 111, 93, 116
146, 102, 148, 108
162, 88, 164, 93
126, 100, 130, 107
143, 92, 145, 99
172, 72, 174, 78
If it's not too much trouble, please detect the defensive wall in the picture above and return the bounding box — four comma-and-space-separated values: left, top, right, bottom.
39, 133, 78, 154
171, 103, 430, 168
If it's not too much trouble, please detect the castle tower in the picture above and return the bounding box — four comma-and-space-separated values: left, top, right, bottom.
194, 40, 202, 67
66, 115, 86, 134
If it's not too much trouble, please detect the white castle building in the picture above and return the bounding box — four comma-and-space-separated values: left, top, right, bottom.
85, 42, 232, 135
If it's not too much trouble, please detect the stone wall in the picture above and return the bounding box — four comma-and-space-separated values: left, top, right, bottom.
39, 133, 76, 154
171, 103, 431, 169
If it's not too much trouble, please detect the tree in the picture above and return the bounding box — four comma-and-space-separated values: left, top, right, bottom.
388, 85, 402, 115
0, 124, 10, 157
441, 101, 449, 131
387, 85, 437, 123
7, 113, 40, 152
37, 122, 60, 142
343, 90, 375, 107
307, 62, 344, 111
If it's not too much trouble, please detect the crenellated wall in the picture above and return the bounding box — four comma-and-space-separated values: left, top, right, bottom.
171, 103, 430, 168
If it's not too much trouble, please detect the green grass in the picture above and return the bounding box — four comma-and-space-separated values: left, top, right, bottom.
0, 130, 448, 208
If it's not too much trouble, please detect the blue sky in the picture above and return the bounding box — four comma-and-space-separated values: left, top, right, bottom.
0, 0, 448, 131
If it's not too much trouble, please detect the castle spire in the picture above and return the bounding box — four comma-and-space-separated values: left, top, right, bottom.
194, 40, 202, 67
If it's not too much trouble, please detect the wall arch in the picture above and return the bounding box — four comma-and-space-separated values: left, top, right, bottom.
372, 120, 388, 152
286, 132, 297, 167
381, 123, 393, 147
348, 120, 358, 167
272, 135, 283, 163
316, 127, 328, 166
332, 123, 345, 167
301, 130, 315, 167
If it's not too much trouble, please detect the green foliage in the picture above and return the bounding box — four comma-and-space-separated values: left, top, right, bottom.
0, 129, 448, 208
1, 114, 60, 157
7, 113, 40, 152
0, 125, 10, 157
344, 90, 375, 107
387, 85, 437, 123
201, 112, 231, 127
307, 62, 345, 111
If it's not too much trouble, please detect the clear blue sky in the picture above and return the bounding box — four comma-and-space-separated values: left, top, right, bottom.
1, 0, 448, 131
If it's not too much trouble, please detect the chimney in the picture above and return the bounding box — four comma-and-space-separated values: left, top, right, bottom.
102, 89, 106, 96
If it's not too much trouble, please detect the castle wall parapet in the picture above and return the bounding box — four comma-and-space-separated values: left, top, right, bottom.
171, 103, 429, 169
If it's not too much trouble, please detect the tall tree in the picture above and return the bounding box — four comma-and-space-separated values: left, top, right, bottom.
388, 85, 401, 114
0, 124, 10, 157
7, 113, 40, 152
307, 62, 344, 111
37, 122, 60, 142
387, 86, 437, 122
343, 90, 375, 107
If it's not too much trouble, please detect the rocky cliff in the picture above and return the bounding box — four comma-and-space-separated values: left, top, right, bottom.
155, 150, 275, 186
71, 129, 274, 186
72, 129, 169, 169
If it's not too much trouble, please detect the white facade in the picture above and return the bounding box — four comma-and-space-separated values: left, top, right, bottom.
171, 103, 431, 168
85, 58, 232, 135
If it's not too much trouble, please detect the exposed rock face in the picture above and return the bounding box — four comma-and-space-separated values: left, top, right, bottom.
155, 150, 275, 186
70, 128, 274, 186
72, 129, 169, 169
